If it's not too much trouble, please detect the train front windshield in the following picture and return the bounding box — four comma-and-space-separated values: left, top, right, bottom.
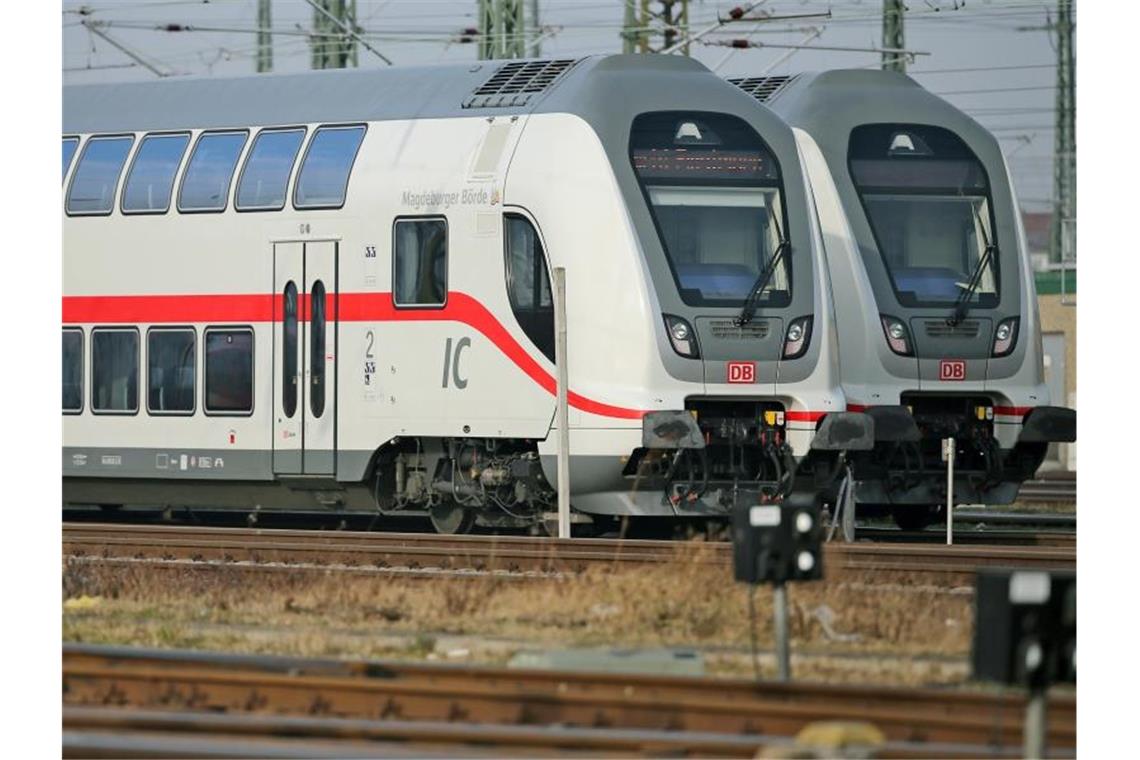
631, 112, 790, 308
849, 124, 998, 308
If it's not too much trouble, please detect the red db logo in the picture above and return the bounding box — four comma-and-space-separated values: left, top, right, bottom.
939, 360, 966, 381
727, 361, 756, 384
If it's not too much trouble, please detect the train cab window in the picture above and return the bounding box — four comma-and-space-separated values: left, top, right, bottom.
237, 128, 305, 211
204, 328, 254, 415
393, 218, 447, 307
294, 125, 365, 209
122, 133, 190, 214
147, 328, 196, 415
178, 131, 247, 212
91, 328, 139, 414
848, 124, 998, 308
62, 329, 83, 414
630, 113, 791, 307
62, 137, 79, 184
66, 135, 134, 215
504, 214, 554, 362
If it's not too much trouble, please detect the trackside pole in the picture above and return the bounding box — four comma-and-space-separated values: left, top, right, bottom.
773, 583, 790, 681
553, 267, 571, 539
944, 437, 955, 545
1024, 687, 1047, 759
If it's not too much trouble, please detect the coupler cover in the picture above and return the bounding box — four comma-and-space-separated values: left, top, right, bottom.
810, 412, 874, 451
865, 405, 921, 442
642, 410, 705, 449
1017, 406, 1077, 443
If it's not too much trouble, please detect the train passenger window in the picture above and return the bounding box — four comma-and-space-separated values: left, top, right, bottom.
205, 328, 254, 415
310, 280, 327, 418
504, 214, 555, 363
178, 131, 247, 212
62, 329, 83, 414
282, 282, 298, 418
294, 125, 365, 209
66, 135, 134, 215
62, 137, 79, 184
147, 328, 196, 415
91, 328, 139, 414
122, 133, 190, 214
237, 128, 305, 211
393, 218, 447, 307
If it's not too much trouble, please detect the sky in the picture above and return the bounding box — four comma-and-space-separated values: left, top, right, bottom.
61, 0, 1069, 211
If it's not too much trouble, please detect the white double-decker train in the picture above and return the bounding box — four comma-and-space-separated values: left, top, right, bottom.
730, 70, 1076, 528
63, 55, 873, 533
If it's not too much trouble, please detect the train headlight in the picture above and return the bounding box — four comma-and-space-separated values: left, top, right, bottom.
992, 317, 1019, 358
782, 316, 813, 360
880, 315, 913, 356
663, 314, 700, 359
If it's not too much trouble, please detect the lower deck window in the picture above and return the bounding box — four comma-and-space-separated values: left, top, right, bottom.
205, 328, 254, 414
92, 329, 139, 413
148, 328, 196, 414
62, 329, 83, 413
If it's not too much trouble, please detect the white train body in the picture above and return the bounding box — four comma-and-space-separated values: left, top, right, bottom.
63, 56, 871, 530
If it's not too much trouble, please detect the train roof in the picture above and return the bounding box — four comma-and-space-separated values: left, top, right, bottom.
727, 68, 1002, 162
64, 54, 718, 135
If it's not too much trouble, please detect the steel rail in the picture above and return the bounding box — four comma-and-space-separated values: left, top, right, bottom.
61, 705, 1059, 759
1016, 477, 1077, 503
62, 644, 1075, 751
63, 524, 1075, 582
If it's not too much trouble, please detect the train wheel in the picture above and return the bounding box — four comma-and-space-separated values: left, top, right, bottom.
429, 502, 476, 535
891, 504, 940, 532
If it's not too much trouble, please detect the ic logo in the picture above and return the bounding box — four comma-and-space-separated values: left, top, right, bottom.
939, 359, 967, 381
727, 361, 756, 384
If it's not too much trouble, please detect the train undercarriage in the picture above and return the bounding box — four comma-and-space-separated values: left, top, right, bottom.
849, 396, 1075, 529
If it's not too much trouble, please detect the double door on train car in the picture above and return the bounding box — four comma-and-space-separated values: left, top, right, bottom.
272, 241, 337, 475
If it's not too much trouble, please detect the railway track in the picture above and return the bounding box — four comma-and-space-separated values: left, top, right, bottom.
63, 644, 1075, 757
1017, 477, 1077, 504
63, 523, 1075, 583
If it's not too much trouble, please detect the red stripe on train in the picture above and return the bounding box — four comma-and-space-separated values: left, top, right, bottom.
994, 406, 1032, 417
61, 292, 839, 424
848, 402, 1033, 418
63, 291, 646, 420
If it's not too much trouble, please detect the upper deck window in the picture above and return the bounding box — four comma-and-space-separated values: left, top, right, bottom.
62, 137, 79, 183
631, 112, 790, 308
122, 133, 190, 214
66, 135, 134, 215
237, 128, 306, 211
294, 125, 365, 209
848, 124, 999, 308
178, 131, 247, 212
393, 218, 447, 307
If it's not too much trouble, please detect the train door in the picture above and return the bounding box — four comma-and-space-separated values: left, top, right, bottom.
273, 241, 338, 475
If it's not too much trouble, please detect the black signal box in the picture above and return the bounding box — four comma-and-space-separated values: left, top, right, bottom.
972, 569, 1076, 689
731, 494, 823, 585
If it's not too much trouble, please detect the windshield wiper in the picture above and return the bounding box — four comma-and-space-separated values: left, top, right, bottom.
736, 210, 790, 327
735, 240, 789, 327
949, 206, 997, 325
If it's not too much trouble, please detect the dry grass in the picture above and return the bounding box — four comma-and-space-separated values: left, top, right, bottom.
62, 544, 973, 685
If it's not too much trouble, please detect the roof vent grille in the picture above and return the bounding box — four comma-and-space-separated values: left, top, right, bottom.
464, 59, 579, 109
727, 75, 794, 103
